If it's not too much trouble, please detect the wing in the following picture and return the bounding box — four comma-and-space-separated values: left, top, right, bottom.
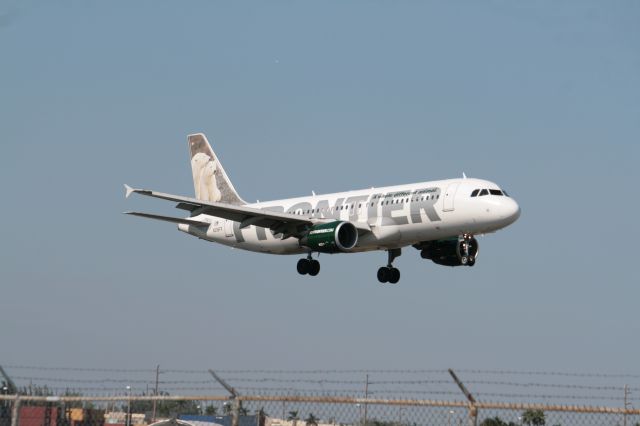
124, 185, 370, 238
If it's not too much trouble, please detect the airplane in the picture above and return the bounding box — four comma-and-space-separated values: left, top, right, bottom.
124, 133, 520, 284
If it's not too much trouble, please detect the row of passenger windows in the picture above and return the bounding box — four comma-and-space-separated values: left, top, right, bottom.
470, 188, 508, 197
290, 195, 440, 215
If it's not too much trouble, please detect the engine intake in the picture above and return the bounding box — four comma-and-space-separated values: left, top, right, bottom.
300, 221, 358, 253
418, 237, 479, 266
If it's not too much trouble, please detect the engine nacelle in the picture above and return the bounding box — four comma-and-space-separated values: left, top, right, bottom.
418, 237, 479, 266
300, 221, 358, 253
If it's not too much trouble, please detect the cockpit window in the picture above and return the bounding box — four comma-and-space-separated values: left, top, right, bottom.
479, 189, 488, 196
490, 189, 503, 196
471, 189, 479, 197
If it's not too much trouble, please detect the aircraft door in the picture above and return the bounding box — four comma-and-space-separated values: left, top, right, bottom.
224, 220, 234, 237
443, 182, 460, 212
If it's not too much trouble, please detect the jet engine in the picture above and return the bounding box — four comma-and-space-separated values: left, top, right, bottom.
417, 236, 479, 266
300, 221, 358, 253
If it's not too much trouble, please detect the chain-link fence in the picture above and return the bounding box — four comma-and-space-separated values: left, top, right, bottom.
1, 394, 639, 426
2, 367, 639, 426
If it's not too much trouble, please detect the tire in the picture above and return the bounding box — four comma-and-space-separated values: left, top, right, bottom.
388, 268, 400, 284
468, 256, 476, 267
309, 260, 320, 276
460, 256, 468, 265
297, 258, 310, 275
377, 267, 389, 283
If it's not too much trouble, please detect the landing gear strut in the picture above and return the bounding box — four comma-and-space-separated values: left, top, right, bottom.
378, 248, 401, 284
297, 253, 320, 276
460, 234, 477, 267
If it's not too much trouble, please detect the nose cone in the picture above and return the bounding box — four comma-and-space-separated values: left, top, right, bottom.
500, 197, 521, 226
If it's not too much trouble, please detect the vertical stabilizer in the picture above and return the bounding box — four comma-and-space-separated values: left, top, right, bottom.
188, 133, 246, 205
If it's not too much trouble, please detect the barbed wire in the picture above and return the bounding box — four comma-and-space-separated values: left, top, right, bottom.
10, 375, 639, 393
6, 366, 640, 379
458, 369, 640, 379
5, 365, 639, 408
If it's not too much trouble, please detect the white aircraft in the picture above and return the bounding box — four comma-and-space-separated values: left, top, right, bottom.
125, 133, 520, 284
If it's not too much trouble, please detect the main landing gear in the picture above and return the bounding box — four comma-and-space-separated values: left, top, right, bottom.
297, 254, 320, 276
378, 248, 401, 284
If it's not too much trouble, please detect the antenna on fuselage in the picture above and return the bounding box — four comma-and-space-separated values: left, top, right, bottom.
462, 172, 467, 179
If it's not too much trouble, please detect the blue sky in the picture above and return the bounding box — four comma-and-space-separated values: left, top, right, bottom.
1, 0, 639, 377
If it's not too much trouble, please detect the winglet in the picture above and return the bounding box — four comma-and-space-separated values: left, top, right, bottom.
124, 184, 135, 199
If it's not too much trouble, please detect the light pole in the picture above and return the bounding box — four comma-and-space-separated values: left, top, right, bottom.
126, 386, 131, 426
447, 410, 454, 426
356, 404, 362, 426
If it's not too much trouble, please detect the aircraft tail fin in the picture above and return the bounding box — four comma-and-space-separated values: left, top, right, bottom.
188, 133, 246, 205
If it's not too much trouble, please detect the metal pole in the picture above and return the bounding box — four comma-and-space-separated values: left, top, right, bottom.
623, 385, 629, 426
448, 370, 477, 426
152, 365, 159, 422
10, 397, 20, 426
0, 368, 17, 395
231, 399, 239, 426
363, 375, 369, 426
126, 386, 131, 426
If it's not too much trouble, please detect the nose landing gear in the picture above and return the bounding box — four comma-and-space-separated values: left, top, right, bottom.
297, 254, 320, 276
459, 234, 477, 267
377, 248, 401, 284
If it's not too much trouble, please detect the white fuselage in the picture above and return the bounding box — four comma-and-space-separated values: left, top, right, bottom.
178, 177, 520, 255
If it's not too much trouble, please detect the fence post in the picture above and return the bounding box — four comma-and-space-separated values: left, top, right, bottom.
10, 397, 20, 426
231, 398, 239, 426
467, 404, 477, 426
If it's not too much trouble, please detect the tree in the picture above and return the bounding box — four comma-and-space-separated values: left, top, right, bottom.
480, 418, 518, 426
521, 409, 545, 426
205, 405, 218, 416
480, 418, 507, 426
288, 410, 300, 426
305, 413, 319, 426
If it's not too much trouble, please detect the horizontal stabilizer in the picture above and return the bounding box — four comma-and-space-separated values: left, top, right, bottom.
123, 184, 372, 238
124, 212, 210, 227
124, 184, 135, 198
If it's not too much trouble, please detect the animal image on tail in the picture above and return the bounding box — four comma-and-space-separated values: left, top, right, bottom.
191, 152, 222, 202
188, 134, 245, 205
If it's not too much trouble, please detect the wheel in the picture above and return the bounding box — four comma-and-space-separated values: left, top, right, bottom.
460, 256, 468, 265
377, 267, 390, 283
297, 258, 310, 275
388, 268, 400, 284
468, 256, 476, 267
308, 260, 320, 276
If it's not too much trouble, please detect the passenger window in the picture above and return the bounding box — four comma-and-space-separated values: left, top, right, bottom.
479, 189, 488, 196
471, 189, 479, 197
